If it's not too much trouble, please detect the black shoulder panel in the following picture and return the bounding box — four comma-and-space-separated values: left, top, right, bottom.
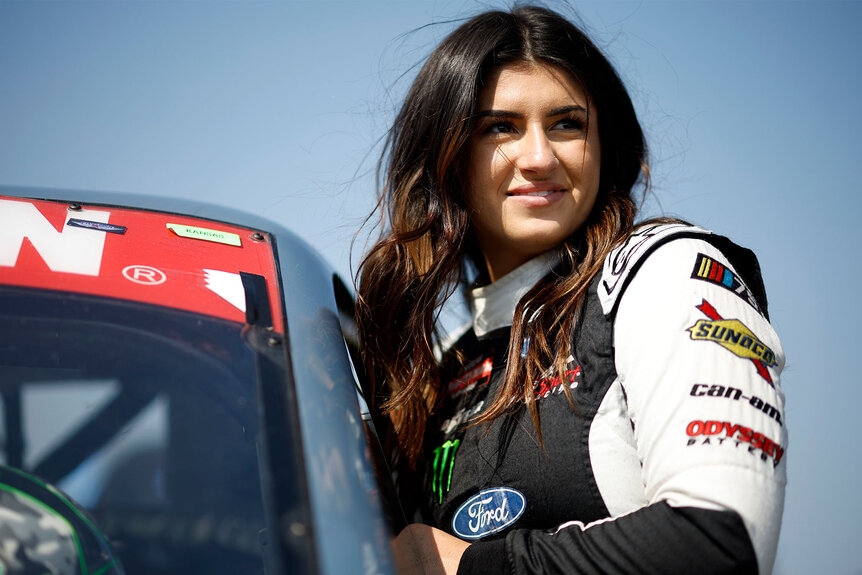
598, 223, 769, 320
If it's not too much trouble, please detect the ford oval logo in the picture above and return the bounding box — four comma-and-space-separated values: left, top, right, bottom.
451, 487, 526, 540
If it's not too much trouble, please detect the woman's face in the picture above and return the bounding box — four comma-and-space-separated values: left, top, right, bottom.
465, 61, 601, 281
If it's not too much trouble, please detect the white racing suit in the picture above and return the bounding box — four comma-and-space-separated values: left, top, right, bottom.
419, 224, 787, 574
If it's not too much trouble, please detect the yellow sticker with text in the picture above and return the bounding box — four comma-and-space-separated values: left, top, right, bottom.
166, 223, 242, 247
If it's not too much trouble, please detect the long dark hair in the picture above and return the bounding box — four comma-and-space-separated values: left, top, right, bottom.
356, 5, 648, 467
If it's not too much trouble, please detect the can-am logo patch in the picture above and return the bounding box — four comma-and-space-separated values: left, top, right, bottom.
451, 487, 525, 540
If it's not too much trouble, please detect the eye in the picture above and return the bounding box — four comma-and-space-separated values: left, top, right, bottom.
483, 121, 517, 135
553, 116, 585, 131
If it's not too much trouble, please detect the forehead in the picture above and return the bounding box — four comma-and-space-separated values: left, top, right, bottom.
477, 62, 589, 110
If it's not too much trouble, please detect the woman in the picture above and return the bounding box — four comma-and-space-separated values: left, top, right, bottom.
357, 6, 786, 574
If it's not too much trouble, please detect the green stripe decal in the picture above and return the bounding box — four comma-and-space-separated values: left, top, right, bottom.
166, 223, 242, 246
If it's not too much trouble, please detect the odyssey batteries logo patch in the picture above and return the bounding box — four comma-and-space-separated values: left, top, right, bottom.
687, 299, 777, 385
686, 420, 785, 467
451, 487, 526, 540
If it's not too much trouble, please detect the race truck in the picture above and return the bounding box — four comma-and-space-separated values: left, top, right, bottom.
0, 188, 399, 575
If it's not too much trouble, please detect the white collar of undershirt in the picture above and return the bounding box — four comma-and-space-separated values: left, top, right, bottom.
470, 251, 561, 338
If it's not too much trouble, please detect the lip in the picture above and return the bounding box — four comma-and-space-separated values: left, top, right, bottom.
506, 183, 568, 206
507, 182, 567, 195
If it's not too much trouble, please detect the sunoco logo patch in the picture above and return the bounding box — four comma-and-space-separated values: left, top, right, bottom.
451, 487, 525, 540
688, 299, 776, 384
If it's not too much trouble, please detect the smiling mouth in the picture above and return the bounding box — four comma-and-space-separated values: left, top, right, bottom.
507, 189, 566, 197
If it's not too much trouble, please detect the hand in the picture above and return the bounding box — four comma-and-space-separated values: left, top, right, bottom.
391, 523, 471, 575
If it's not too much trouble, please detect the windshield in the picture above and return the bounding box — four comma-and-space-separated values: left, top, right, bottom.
0, 285, 285, 574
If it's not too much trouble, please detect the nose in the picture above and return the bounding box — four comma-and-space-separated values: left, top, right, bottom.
514, 125, 558, 176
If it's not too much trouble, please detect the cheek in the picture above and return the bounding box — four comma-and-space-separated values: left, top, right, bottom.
573, 143, 601, 194
587, 133, 602, 187
561, 145, 600, 191
477, 147, 508, 180
466, 148, 507, 206
587, 150, 602, 189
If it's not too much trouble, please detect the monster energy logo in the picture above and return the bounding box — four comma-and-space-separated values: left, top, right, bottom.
432, 439, 460, 503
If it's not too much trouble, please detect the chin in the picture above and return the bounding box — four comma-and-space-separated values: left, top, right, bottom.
515, 228, 574, 251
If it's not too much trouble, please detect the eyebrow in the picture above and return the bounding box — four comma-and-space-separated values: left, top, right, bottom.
475, 104, 588, 119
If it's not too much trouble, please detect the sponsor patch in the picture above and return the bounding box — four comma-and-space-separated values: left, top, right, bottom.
686, 419, 785, 467
691, 253, 761, 313
431, 439, 460, 504
451, 487, 526, 540
446, 356, 493, 397
688, 299, 776, 385
533, 363, 581, 400
67, 218, 127, 234
440, 400, 484, 435
689, 384, 782, 425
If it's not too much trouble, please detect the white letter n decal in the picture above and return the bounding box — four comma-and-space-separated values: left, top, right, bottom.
0, 199, 110, 276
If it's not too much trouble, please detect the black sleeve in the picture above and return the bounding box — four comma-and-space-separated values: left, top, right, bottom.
458, 502, 757, 575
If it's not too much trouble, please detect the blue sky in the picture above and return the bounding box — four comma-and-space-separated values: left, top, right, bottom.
1, 1, 859, 572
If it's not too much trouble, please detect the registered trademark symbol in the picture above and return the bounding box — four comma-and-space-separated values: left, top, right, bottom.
122, 265, 166, 285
